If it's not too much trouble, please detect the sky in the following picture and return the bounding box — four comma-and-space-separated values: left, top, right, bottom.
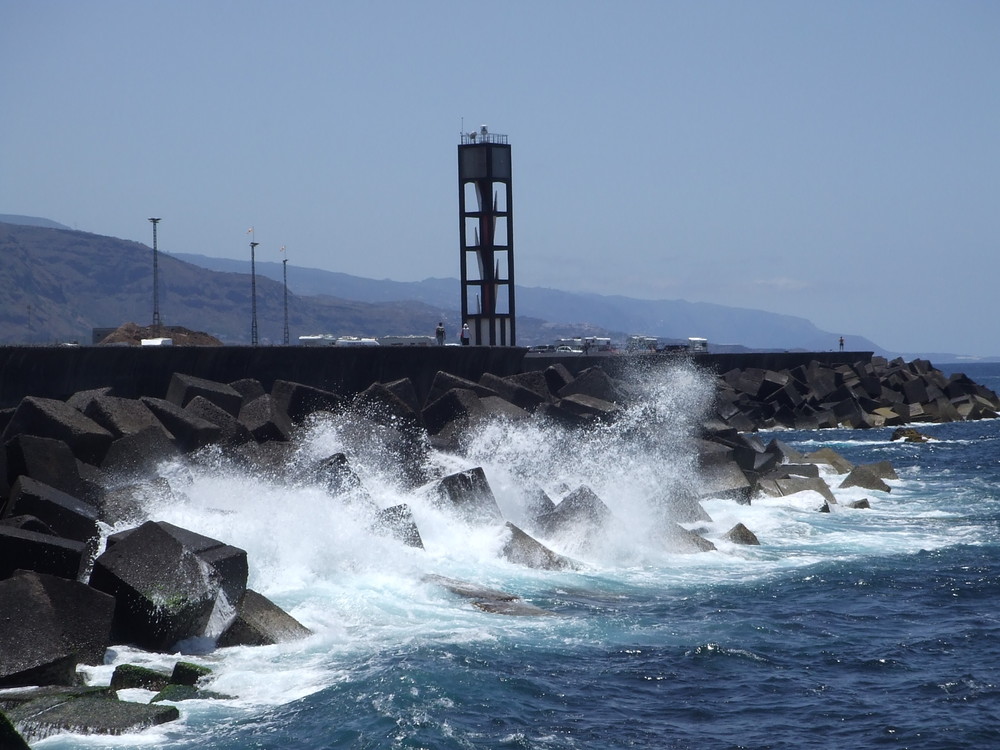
2, 1, 998, 356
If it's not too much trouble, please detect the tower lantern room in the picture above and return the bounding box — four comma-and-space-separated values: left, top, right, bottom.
458, 125, 515, 346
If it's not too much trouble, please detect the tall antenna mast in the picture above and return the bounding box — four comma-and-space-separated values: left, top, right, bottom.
281, 246, 289, 345
148, 217, 161, 329
250, 237, 259, 346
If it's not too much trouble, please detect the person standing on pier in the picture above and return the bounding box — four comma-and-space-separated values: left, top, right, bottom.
436, 322, 446, 345
460, 323, 470, 346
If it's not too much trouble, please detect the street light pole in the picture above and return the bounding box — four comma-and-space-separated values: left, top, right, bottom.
250, 240, 259, 346
282, 253, 289, 346
148, 218, 161, 329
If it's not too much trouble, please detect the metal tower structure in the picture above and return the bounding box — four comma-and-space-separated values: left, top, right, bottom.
148, 217, 161, 329
250, 240, 259, 346
458, 125, 515, 346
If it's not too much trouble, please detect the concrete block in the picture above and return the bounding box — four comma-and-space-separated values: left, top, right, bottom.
479, 372, 546, 411
315, 452, 366, 498
425, 371, 498, 407
4, 434, 88, 502
555, 393, 621, 422
422, 388, 485, 436
0, 710, 30, 750
109, 664, 171, 692
478, 396, 531, 423
535, 485, 613, 538
372, 504, 423, 548
89, 521, 226, 651
100, 425, 181, 476
0, 515, 56, 535
522, 487, 557, 526
556, 366, 621, 403
183, 396, 253, 446
724, 523, 760, 545
501, 522, 577, 570
1, 397, 114, 467
901, 377, 929, 405
353, 382, 422, 431
803, 363, 838, 401
270, 379, 344, 423
503, 371, 554, 405
140, 397, 222, 452
803, 447, 854, 474
663, 523, 717, 553
764, 439, 805, 463
82, 395, 169, 440
431, 467, 504, 525
542, 364, 574, 396
423, 574, 555, 617
63, 387, 113, 412
216, 590, 312, 648
697, 459, 752, 504
0, 570, 114, 687
107, 520, 248, 613
838, 466, 891, 493
228, 378, 266, 404
0, 526, 86, 580
764, 463, 820, 479
6, 694, 178, 742
775, 476, 837, 504
165, 373, 243, 417
239, 394, 293, 443
4, 477, 99, 543
382, 378, 423, 414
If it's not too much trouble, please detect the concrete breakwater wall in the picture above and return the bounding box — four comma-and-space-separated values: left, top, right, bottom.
0, 346, 871, 409
527, 350, 872, 379
0, 346, 524, 409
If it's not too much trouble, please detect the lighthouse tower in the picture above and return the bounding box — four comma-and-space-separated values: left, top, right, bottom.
458, 125, 515, 346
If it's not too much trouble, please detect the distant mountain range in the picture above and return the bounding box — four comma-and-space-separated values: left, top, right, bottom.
172, 250, 883, 354
0, 214, 974, 359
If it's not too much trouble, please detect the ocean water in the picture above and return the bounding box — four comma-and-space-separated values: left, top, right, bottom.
37, 362, 1000, 750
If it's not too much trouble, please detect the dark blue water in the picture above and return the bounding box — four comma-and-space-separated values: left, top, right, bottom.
42, 363, 1000, 750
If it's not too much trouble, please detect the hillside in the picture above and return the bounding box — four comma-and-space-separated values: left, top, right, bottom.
0, 219, 884, 351
0, 222, 460, 344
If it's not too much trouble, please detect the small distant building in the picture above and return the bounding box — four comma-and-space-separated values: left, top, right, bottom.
298, 334, 337, 346
378, 335, 436, 346
333, 336, 379, 347
92, 327, 118, 344
626, 335, 659, 352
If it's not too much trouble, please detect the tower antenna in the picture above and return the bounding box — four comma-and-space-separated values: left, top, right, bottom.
281, 245, 289, 345
148, 218, 162, 329
249, 236, 259, 346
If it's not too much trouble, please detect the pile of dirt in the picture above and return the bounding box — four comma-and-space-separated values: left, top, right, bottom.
98, 323, 223, 346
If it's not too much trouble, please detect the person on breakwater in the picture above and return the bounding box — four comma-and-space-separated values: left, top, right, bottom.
839, 336, 845, 351
460, 323, 470, 345
436, 322, 445, 345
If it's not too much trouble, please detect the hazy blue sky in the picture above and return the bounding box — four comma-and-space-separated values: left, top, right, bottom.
2, 1, 998, 355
